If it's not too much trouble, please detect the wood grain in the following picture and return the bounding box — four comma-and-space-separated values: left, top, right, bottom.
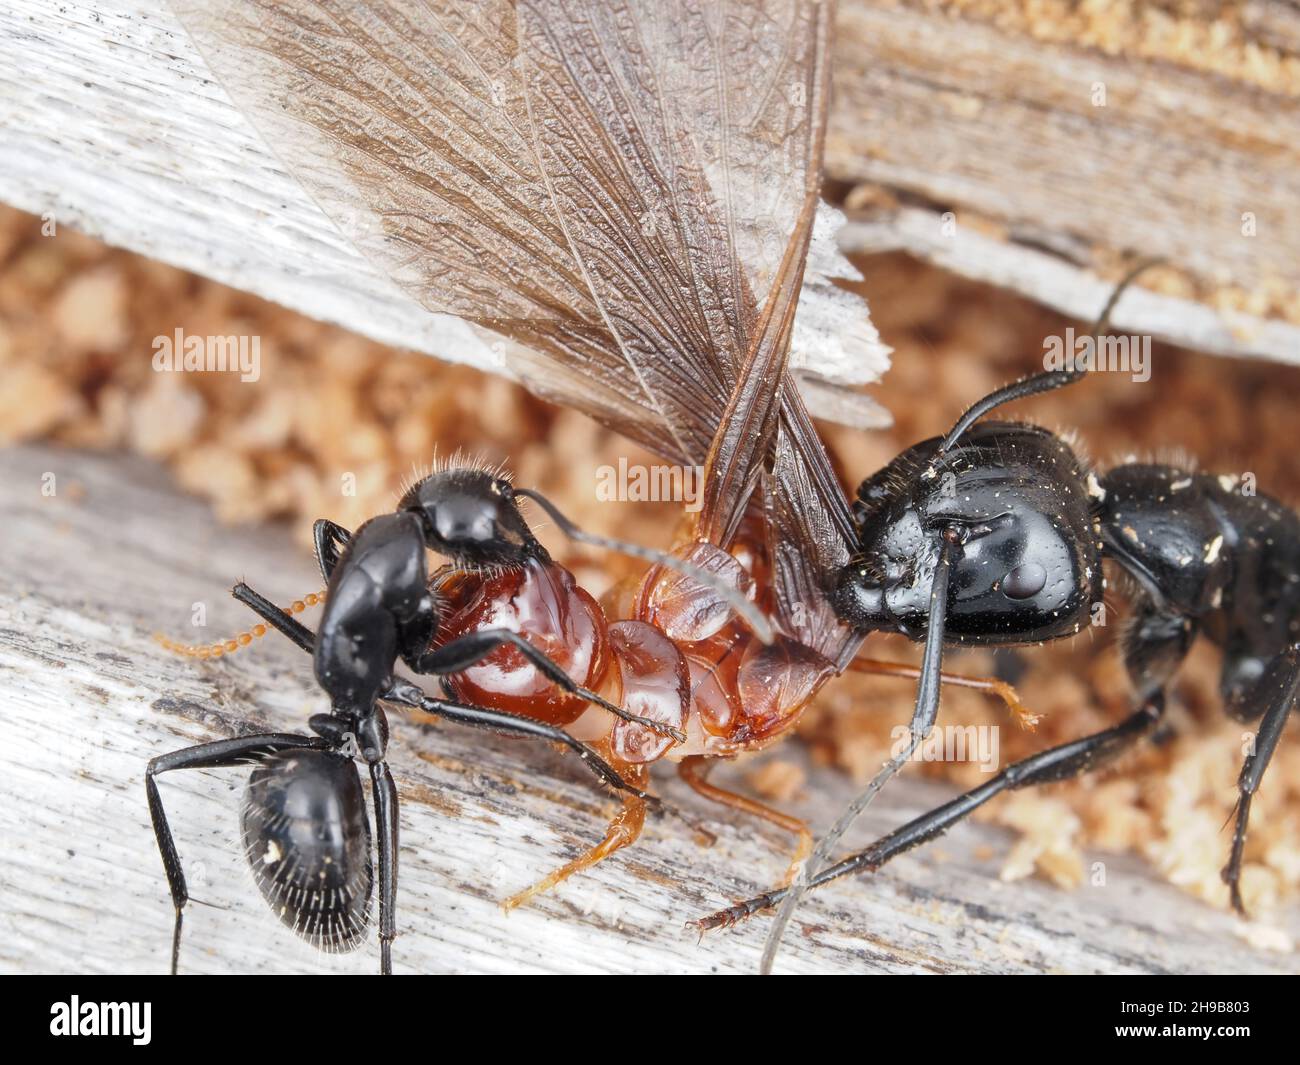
1, 443, 1295, 974
0, 0, 1296, 383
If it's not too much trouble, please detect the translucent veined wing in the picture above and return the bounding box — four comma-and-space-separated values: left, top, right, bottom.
516, 0, 815, 543
514, 0, 865, 658
767, 389, 864, 664
171, 0, 886, 464
173, 0, 876, 654
171, 0, 670, 455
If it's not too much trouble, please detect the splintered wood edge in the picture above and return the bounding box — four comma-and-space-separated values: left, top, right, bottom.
0, 0, 1296, 381
0, 442, 1295, 975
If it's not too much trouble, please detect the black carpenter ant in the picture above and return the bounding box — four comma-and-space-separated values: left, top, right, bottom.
148, 464, 768, 975
699, 269, 1300, 968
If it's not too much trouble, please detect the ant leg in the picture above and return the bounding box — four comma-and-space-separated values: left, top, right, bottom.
677, 756, 811, 886
157, 583, 321, 660
695, 689, 1168, 934
369, 757, 399, 975
382, 679, 661, 908
757, 530, 958, 969
847, 657, 1039, 730
229, 591, 658, 806
505, 763, 650, 910
313, 519, 352, 584
232, 582, 315, 653
382, 678, 659, 807
733, 593, 1191, 964
146, 733, 326, 974
406, 628, 686, 742
1221, 645, 1300, 915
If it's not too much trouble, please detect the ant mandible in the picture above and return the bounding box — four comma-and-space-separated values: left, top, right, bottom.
701, 266, 1300, 966
149, 462, 767, 975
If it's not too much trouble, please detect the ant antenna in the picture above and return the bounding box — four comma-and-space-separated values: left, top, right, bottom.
513, 487, 776, 644
936, 258, 1165, 455
155, 588, 326, 659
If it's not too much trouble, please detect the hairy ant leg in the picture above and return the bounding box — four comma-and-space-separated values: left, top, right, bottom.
695, 687, 1169, 934
232, 581, 315, 652
383, 678, 660, 807
312, 518, 351, 583
712, 600, 1196, 957
369, 756, 399, 974
1221, 645, 1300, 915
146, 733, 330, 974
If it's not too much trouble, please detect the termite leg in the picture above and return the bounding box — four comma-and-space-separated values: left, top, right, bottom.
847, 656, 1040, 730
677, 756, 811, 887
504, 762, 650, 910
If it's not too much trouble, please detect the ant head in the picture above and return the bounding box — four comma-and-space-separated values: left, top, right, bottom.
399, 467, 544, 568
834, 423, 1101, 644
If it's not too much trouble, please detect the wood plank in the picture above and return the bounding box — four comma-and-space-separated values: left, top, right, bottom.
1, 443, 1294, 974
1, 0, 1296, 378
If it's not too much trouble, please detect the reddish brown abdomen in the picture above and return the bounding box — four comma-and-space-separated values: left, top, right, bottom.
435, 559, 609, 726
607, 620, 689, 764
635, 539, 834, 751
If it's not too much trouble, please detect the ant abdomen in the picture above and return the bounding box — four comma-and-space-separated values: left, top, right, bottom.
240, 749, 373, 953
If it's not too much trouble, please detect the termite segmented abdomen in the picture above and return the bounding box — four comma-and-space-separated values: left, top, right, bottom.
434, 557, 611, 726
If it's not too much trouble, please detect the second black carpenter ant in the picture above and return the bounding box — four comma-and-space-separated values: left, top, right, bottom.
149, 463, 766, 975
700, 269, 1300, 969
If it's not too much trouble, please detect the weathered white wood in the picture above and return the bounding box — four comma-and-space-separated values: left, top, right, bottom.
0, 0, 891, 430
841, 209, 1300, 367
0, 0, 1295, 381
0, 443, 1295, 974
827, 1, 1300, 365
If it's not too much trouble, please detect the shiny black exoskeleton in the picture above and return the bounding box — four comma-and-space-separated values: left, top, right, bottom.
241, 747, 374, 952
710, 272, 1300, 949
147, 466, 700, 975
835, 422, 1103, 646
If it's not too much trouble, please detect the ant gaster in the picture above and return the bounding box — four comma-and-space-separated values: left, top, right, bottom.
700, 268, 1300, 971
149, 462, 768, 974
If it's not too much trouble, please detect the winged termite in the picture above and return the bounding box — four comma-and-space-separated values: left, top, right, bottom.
154, 0, 1039, 971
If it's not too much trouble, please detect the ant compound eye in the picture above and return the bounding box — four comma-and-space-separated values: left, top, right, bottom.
1002, 561, 1048, 600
